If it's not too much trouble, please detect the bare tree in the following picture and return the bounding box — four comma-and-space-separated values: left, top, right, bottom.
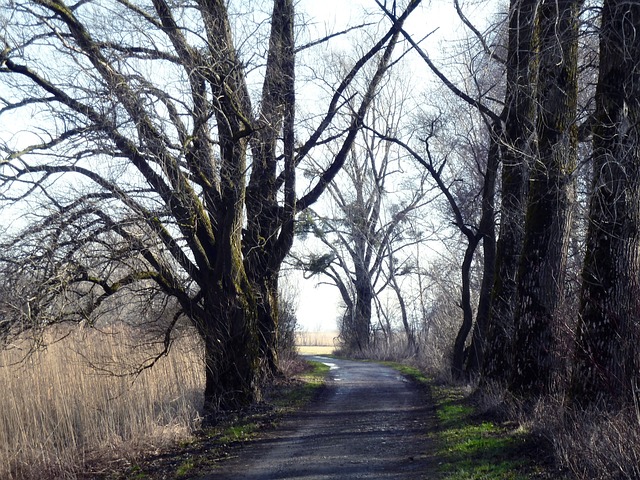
375, 0, 511, 379
0, 0, 420, 410
298, 87, 432, 353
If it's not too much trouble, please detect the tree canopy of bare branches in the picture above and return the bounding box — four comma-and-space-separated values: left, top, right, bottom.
0, 0, 421, 411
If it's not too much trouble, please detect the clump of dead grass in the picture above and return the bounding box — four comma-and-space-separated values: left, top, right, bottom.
480, 387, 640, 480
552, 405, 640, 479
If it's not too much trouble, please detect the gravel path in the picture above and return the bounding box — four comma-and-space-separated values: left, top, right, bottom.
199, 356, 437, 479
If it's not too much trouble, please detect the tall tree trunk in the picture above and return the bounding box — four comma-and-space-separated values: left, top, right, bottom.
569, 0, 640, 410
201, 171, 260, 410
452, 234, 481, 378
481, 0, 537, 386
510, 0, 583, 397
246, 0, 296, 377
466, 126, 499, 377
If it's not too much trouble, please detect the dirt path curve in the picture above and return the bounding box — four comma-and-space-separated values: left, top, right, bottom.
199, 356, 437, 479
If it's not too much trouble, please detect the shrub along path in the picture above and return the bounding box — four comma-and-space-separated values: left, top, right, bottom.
198, 356, 437, 479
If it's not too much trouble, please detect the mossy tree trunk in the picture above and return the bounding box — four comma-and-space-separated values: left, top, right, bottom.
569, 0, 640, 410
195, 0, 261, 410
200, 284, 259, 411
509, 0, 583, 397
246, 0, 296, 378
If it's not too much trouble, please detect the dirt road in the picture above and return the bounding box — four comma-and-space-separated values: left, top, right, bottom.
200, 356, 436, 479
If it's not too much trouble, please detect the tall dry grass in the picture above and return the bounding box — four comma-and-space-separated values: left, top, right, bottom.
0, 326, 204, 479
474, 384, 640, 479
545, 401, 640, 479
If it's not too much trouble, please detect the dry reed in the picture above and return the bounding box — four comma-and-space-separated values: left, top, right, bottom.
0, 325, 204, 479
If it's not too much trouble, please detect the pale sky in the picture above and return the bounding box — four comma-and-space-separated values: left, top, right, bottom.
290, 0, 489, 332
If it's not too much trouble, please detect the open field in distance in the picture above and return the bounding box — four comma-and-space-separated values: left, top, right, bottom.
295, 331, 338, 355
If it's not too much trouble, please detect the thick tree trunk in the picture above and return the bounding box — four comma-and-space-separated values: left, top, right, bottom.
201, 244, 260, 412
509, 0, 583, 397
481, 0, 537, 386
352, 271, 373, 352
245, 0, 296, 378
569, 0, 640, 410
203, 134, 260, 410
203, 298, 260, 412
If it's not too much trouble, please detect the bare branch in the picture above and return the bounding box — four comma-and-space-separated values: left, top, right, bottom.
295, 22, 376, 53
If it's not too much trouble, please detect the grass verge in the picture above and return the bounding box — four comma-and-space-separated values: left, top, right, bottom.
112, 359, 330, 480
381, 362, 558, 479
430, 385, 538, 480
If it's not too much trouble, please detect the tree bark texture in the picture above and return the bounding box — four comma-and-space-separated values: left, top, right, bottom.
482, 0, 538, 385
569, 0, 640, 409
246, 0, 297, 378
201, 285, 259, 411
510, 0, 583, 397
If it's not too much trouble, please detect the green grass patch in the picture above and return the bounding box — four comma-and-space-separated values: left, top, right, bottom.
219, 422, 259, 444
298, 359, 330, 383
431, 385, 533, 480
271, 360, 329, 411
380, 361, 549, 479
381, 362, 430, 385
125, 465, 149, 480
175, 458, 196, 478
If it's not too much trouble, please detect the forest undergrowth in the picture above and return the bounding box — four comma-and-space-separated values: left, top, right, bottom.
356, 335, 640, 479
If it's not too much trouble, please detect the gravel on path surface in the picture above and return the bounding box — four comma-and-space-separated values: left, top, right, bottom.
199, 356, 437, 479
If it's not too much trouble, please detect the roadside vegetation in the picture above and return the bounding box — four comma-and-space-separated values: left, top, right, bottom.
3, 323, 635, 480
429, 385, 555, 480
135, 359, 330, 480
377, 358, 567, 479
0, 325, 328, 480
0, 326, 202, 480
